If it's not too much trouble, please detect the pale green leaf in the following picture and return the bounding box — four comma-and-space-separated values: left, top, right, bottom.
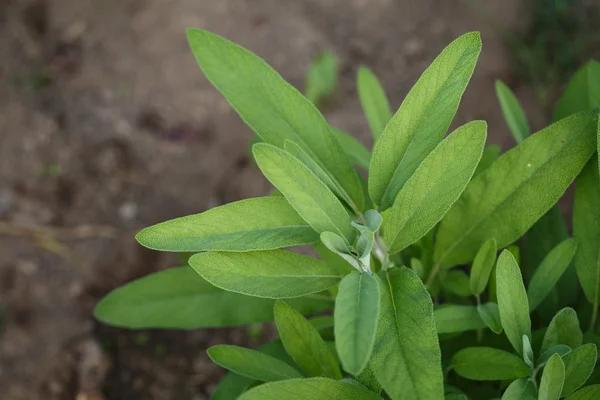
371, 268, 444, 399
253, 143, 355, 243
574, 159, 600, 305
189, 250, 341, 299
238, 377, 383, 400
527, 238, 578, 311
473, 145, 501, 178
477, 302, 503, 334
435, 111, 598, 268
496, 251, 531, 355
334, 271, 380, 375
355, 364, 382, 394
187, 29, 363, 209
542, 308, 583, 354
523, 335, 535, 368
136, 197, 318, 252
553, 60, 600, 122
566, 385, 600, 400
434, 305, 486, 334
495, 80, 530, 144
369, 32, 481, 210
357, 66, 393, 140
94, 267, 329, 329
274, 301, 341, 379
470, 238, 498, 296
305, 50, 338, 105
208, 345, 302, 382
384, 121, 486, 253
331, 127, 371, 170
539, 354, 565, 400
501, 378, 533, 400
443, 270, 472, 297
562, 343, 598, 397
452, 347, 530, 381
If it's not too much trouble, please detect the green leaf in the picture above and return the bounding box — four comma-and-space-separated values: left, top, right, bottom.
94, 267, 329, 329
238, 377, 383, 400
435, 110, 598, 268
477, 302, 503, 334
495, 80, 530, 144
434, 305, 486, 334
208, 345, 302, 382
539, 353, 565, 400
357, 66, 393, 140
473, 145, 501, 178
371, 268, 444, 399
212, 372, 254, 400
356, 364, 382, 394
527, 238, 578, 311
542, 308, 583, 354
253, 143, 355, 243
566, 385, 600, 400
537, 345, 572, 368
189, 250, 341, 299
383, 121, 486, 253
331, 127, 371, 170
574, 159, 600, 306
452, 347, 530, 381
496, 251, 531, 355
443, 270, 472, 297
501, 378, 535, 400
553, 60, 600, 122
334, 271, 380, 375
135, 197, 318, 252
562, 344, 598, 397
274, 301, 341, 379
369, 32, 481, 210
523, 335, 535, 368
187, 29, 363, 209
305, 50, 338, 105
470, 238, 498, 296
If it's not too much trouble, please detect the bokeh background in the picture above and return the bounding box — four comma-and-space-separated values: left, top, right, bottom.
1, 0, 599, 399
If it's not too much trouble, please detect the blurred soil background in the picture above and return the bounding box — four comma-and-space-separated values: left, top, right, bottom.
0, 0, 598, 399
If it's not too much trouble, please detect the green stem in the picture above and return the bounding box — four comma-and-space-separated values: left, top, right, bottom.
425, 261, 442, 287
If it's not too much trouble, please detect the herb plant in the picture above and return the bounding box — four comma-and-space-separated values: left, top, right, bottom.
95, 29, 600, 400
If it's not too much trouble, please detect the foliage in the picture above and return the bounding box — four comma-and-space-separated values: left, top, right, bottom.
94, 28, 600, 399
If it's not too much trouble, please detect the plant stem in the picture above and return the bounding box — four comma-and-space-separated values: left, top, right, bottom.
425, 261, 442, 287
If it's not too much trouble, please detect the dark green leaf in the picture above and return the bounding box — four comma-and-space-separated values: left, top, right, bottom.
212, 372, 254, 400
452, 347, 530, 381
434, 305, 486, 334
470, 238, 498, 296
565, 385, 600, 400
443, 270, 473, 297
562, 344, 598, 397
477, 303, 503, 334
553, 60, 600, 121
536, 345, 572, 368
473, 145, 501, 178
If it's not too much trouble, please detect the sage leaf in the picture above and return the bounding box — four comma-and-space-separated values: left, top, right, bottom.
369, 32, 481, 210
502, 378, 534, 400
371, 268, 444, 399
473, 145, 501, 178
496, 251, 531, 355
443, 270, 472, 297
94, 267, 329, 329
305, 51, 337, 106
334, 271, 380, 375
537, 345, 572, 369
553, 60, 600, 122
477, 302, 503, 334
542, 308, 583, 354
274, 301, 341, 379
254, 143, 355, 243
452, 347, 530, 381
523, 335, 535, 368
527, 238, 578, 312
434, 305, 486, 334
538, 353, 565, 400
435, 110, 598, 268
562, 344, 598, 397
565, 385, 600, 400
136, 197, 318, 252
212, 372, 253, 400
470, 238, 498, 296
574, 159, 600, 307
358, 66, 392, 140
238, 377, 383, 400
331, 127, 371, 170
189, 250, 341, 299
187, 29, 363, 209
383, 121, 486, 254
208, 345, 302, 382
495, 80, 530, 143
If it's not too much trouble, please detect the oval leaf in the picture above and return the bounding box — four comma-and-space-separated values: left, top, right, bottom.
254, 143, 355, 243
477, 302, 503, 334
452, 347, 530, 381
331, 127, 371, 170
566, 385, 600, 400
369, 32, 481, 210
542, 308, 583, 354
496, 250, 531, 355
334, 271, 380, 375
94, 266, 329, 329
136, 197, 318, 252
383, 121, 486, 254
434, 305, 486, 334
435, 111, 598, 267
187, 29, 363, 209
495, 80, 530, 144
189, 250, 341, 299
554, 60, 600, 121
470, 238, 498, 295
527, 238, 578, 311
358, 66, 393, 140
562, 343, 598, 397
371, 268, 444, 399
539, 353, 565, 400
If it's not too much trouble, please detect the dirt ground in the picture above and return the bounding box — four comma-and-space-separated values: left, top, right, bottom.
0, 0, 543, 399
